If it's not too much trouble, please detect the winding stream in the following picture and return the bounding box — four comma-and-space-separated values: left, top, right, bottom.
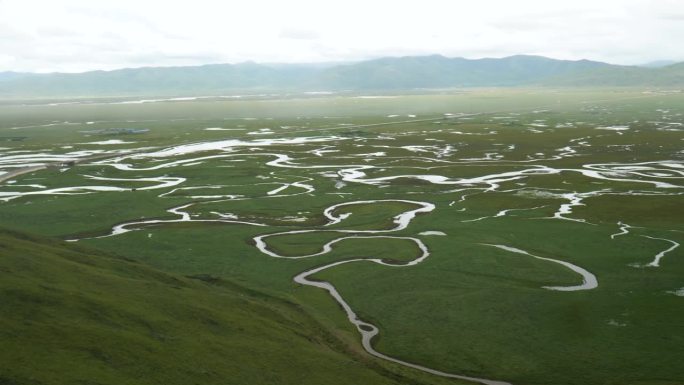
481, 244, 598, 291
254, 199, 512, 385
639, 236, 680, 267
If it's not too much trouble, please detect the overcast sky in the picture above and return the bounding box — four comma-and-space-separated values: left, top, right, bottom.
1, 0, 683, 73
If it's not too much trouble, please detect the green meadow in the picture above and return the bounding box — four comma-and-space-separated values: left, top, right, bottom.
1, 89, 683, 385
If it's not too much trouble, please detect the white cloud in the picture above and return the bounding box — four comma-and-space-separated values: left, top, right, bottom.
279, 28, 320, 40
0, 0, 683, 72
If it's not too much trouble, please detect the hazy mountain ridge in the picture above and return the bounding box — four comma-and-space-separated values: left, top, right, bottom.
0, 55, 682, 97
545, 61, 684, 86
317, 55, 614, 89
639, 60, 679, 68
0, 72, 28, 82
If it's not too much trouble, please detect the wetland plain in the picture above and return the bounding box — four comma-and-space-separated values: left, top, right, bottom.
1, 89, 683, 385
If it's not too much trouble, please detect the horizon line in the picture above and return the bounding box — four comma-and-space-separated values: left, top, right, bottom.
3, 54, 679, 75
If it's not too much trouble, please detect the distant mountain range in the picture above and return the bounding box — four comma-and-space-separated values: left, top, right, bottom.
639, 60, 679, 68
1, 55, 682, 98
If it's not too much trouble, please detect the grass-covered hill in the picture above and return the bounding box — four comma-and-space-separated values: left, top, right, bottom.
0, 229, 434, 385
545, 61, 684, 87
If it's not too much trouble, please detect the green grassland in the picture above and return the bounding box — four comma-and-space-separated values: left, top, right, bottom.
0, 228, 467, 385
1, 89, 683, 385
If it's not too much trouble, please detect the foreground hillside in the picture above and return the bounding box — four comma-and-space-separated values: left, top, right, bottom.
0, 229, 438, 385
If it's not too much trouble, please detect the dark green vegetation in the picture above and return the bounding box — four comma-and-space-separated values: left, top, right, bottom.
0, 229, 461, 385
1, 89, 683, 385
1, 55, 683, 97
